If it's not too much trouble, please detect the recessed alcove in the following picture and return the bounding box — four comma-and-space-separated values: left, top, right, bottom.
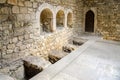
40, 8, 53, 33
56, 10, 65, 29
67, 12, 73, 28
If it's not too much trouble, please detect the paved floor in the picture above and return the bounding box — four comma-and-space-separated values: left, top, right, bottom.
30, 35, 120, 80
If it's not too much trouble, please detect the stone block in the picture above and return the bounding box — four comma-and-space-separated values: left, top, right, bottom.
3, 30, 10, 36
33, 2, 38, 8
17, 14, 25, 21
14, 47, 19, 53
0, 0, 6, 3
0, 15, 8, 22
12, 37, 18, 43
30, 0, 34, 2
7, 44, 15, 49
28, 8, 33, 13
7, 0, 17, 5
7, 49, 13, 54
14, 21, 21, 28
18, 1, 24, 6
24, 14, 30, 20
16, 41, 22, 47
30, 13, 36, 20
12, 6, 19, 13
14, 28, 24, 36
1, 7, 10, 14
19, 45, 26, 51
14, 66, 24, 80
20, 7, 27, 13
0, 73, 15, 80
9, 39, 12, 44
24, 1, 32, 7
24, 34, 30, 40
2, 45, 7, 51
23, 56, 51, 69
18, 36, 24, 41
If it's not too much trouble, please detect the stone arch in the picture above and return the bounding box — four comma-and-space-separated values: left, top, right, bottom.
36, 3, 55, 33
56, 6, 65, 14
66, 9, 73, 28
56, 10, 65, 28
67, 12, 73, 28
85, 10, 94, 32
83, 7, 97, 33
40, 8, 53, 33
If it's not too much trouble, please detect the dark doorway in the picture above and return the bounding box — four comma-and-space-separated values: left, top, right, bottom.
85, 10, 94, 32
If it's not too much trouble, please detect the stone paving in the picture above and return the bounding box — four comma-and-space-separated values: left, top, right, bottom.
30, 36, 120, 80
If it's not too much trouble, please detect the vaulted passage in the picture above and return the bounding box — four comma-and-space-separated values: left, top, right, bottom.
85, 10, 94, 32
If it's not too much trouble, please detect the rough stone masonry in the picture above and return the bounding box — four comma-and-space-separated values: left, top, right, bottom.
0, 0, 120, 80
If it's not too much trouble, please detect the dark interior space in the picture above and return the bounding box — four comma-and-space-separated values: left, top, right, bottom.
23, 61, 43, 80
85, 10, 94, 32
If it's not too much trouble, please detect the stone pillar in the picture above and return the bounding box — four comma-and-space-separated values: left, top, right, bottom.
52, 14, 56, 31
65, 13, 67, 28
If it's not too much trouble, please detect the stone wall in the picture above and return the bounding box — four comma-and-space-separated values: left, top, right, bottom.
0, 0, 77, 79
76, 0, 120, 40
0, 0, 77, 60
97, 0, 120, 40
0, 0, 120, 79
1, 0, 120, 62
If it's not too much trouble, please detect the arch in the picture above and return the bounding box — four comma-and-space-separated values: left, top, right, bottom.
56, 10, 65, 28
56, 6, 65, 14
85, 10, 94, 32
66, 9, 73, 15
40, 8, 53, 33
67, 12, 73, 28
36, 3, 54, 19
36, 3, 55, 33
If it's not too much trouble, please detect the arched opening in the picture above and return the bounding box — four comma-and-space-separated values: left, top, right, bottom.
67, 12, 73, 28
85, 10, 94, 32
40, 8, 53, 33
56, 10, 65, 28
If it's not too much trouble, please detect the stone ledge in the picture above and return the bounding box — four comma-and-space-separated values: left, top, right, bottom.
30, 40, 95, 80
23, 56, 51, 69
0, 73, 16, 80
49, 50, 68, 64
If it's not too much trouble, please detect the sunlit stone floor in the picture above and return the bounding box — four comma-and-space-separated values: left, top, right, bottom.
30, 35, 120, 80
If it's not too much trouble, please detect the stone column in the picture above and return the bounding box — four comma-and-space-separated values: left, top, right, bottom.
65, 13, 67, 28
52, 14, 56, 31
